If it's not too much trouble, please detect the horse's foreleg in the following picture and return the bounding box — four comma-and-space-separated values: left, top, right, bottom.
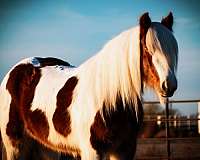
1, 115, 24, 160
1, 144, 7, 160
1, 133, 20, 160
113, 142, 137, 160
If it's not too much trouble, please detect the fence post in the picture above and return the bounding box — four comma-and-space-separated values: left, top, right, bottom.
165, 98, 171, 159
198, 102, 200, 134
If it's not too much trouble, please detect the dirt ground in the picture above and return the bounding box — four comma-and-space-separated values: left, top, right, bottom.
1, 136, 200, 160
136, 138, 200, 160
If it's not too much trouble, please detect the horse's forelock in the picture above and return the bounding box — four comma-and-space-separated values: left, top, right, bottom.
146, 22, 178, 70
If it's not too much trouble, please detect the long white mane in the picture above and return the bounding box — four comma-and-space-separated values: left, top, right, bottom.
76, 26, 142, 115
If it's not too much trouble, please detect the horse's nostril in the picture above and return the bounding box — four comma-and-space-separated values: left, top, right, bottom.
161, 78, 177, 97
162, 81, 168, 92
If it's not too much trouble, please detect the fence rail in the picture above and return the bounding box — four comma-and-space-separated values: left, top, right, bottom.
143, 99, 200, 104
136, 99, 200, 160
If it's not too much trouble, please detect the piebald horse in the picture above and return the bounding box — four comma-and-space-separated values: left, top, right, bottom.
0, 12, 178, 160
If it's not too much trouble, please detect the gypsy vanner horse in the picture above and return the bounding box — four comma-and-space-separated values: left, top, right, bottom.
0, 12, 178, 160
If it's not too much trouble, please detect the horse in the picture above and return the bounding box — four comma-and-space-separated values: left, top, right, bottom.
0, 12, 178, 160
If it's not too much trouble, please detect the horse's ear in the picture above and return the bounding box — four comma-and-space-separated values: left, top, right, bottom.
161, 12, 173, 31
139, 12, 151, 36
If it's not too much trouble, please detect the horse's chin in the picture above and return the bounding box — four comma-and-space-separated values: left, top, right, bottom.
158, 94, 165, 105
157, 91, 174, 105
156, 91, 169, 105
160, 92, 174, 98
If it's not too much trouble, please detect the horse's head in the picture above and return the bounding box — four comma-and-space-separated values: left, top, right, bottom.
140, 12, 178, 98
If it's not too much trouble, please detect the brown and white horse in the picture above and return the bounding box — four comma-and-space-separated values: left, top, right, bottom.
0, 12, 178, 160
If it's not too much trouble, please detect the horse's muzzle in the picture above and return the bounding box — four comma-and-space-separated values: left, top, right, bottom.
160, 76, 177, 97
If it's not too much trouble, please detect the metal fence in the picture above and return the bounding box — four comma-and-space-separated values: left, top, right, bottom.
136, 99, 200, 160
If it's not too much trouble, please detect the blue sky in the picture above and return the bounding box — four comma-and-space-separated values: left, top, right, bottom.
0, 0, 200, 114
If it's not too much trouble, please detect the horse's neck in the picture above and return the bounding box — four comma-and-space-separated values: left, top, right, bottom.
77, 26, 141, 110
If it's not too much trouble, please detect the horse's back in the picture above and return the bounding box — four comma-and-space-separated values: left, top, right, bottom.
0, 56, 76, 133
0, 57, 75, 114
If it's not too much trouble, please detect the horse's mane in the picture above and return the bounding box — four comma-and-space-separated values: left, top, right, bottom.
73, 21, 178, 121
77, 26, 142, 116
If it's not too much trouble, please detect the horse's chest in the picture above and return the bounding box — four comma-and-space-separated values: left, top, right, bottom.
90, 105, 139, 155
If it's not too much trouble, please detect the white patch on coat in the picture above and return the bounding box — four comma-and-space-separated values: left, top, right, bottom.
31, 66, 75, 140
30, 65, 97, 158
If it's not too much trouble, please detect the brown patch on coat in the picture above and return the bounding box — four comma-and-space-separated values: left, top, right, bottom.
26, 109, 49, 140
90, 96, 143, 159
6, 64, 49, 146
53, 76, 78, 137
36, 57, 71, 67
6, 100, 24, 146
139, 12, 160, 92
57, 146, 81, 160
60, 154, 81, 160
142, 49, 160, 90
